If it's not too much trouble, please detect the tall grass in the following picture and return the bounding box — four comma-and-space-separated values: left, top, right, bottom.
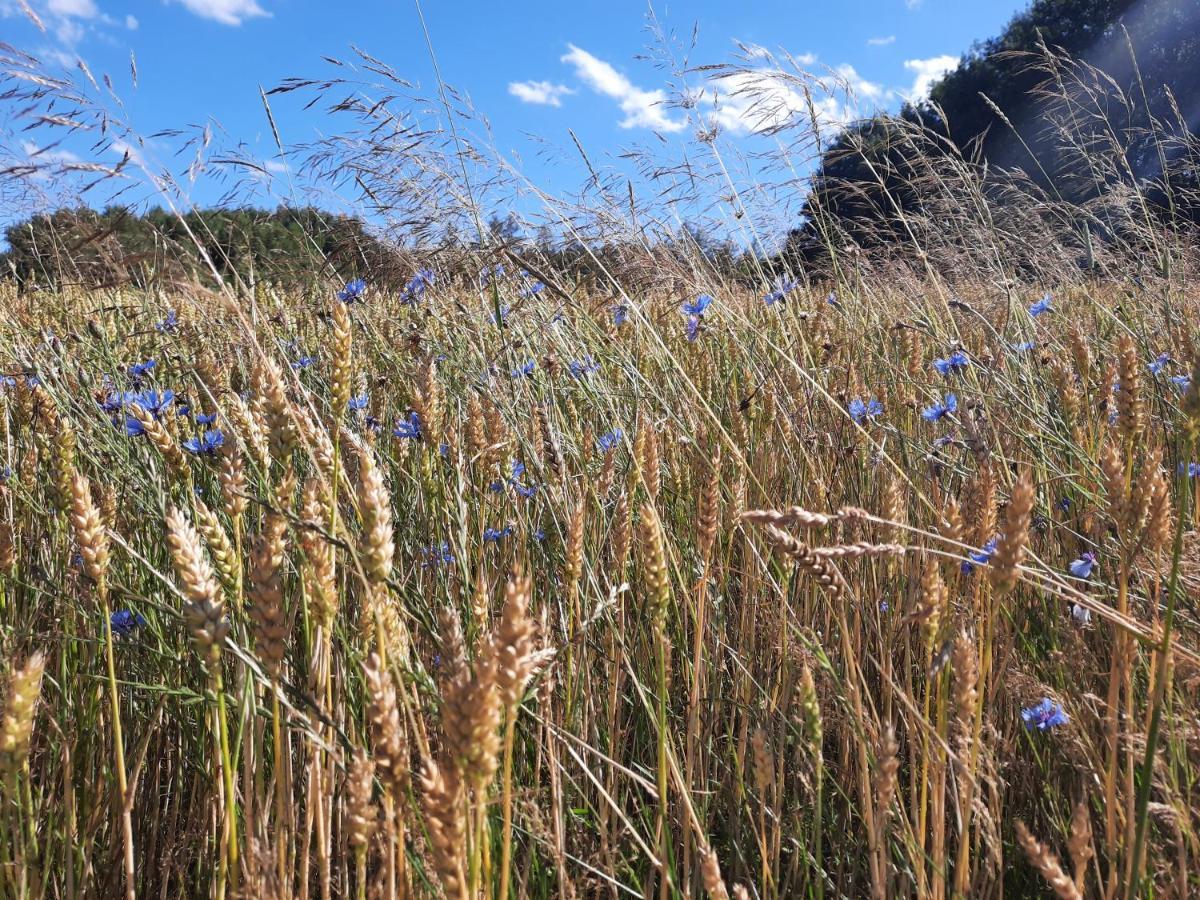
2, 24, 1200, 900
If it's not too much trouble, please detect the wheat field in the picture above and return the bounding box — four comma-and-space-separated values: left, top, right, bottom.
3, 24, 1200, 900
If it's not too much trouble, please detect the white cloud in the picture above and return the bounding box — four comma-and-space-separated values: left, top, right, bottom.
169, 0, 268, 25
707, 70, 809, 134
46, 0, 96, 16
834, 64, 883, 100
21, 139, 81, 166
507, 80, 574, 107
903, 54, 957, 99
867, 35, 896, 46
124, 13, 136, 28
905, 0, 923, 9
560, 44, 684, 133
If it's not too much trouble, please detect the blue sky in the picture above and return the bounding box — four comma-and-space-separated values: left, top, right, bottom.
1, 0, 1031, 236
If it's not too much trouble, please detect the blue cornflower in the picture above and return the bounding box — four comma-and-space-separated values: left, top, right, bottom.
421, 543, 455, 568
121, 416, 146, 437
393, 411, 423, 441
511, 360, 536, 378
110, 609, 147, 637
129, 358, 156, 380
848, 397, 883, 424
1057, 497, 1072, 514
0, 467, 11, 483
481, 263, 505, 284
134, 389, 175, 418
763, 277, 797, 306
1170, 375, 1191, 391
348, 394, 369, 411
932, 350, 970, 376
1013, 341, 1036, 353
612, 304, 630, 326
1028, 293, 1053, 317
404, 268, 436, 302
493, 304, 511, 326
1069, 551, 1097, 580
921, 393, 958, 422
100, 390, 138, 413
196, 413, 218, 426
961, 537, 998, 574
291, 356, 315, 370
1022, 698, 1069, 731
155, 309, 179, 333
175, 403, 192, 418
183, 429, 225, 456
483, 525, 514, 543
681, 294, 713, 317
338, 278, 367, 303
826, 291, 840, 307
597, 429, 623, 452
520, 281, 545, 299
686, 316, 702, 342
1179, 462, 1200, 478
569, 357, 599, 379
1148, 352, 1171, 375
365, 414, 382, 432
533, 528, 546, 542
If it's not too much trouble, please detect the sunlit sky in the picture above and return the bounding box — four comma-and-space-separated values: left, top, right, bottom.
0, 0, 1031, 234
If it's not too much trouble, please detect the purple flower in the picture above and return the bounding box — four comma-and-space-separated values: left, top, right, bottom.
110, 609, 147, 637
681, 294, 714, 317
1179, 462, 1200, 478
686, 316, 702, 342
401, 269, 435, 305
155, 310, 179, 333
291, 356, 315, 370
182, 429, 225, 456
1148, 352, 1171, 375
848, 397, 883, 424
1068, 551, 1096, 580
348, 394, 369, 412
129, 359, 156, 380
933, 351, 970, 376
1170, 375, 1191, 391
922, 393, 958, 422
763, 278, 797, 306
393, 411, 423, 441
510, 360, 536, 378
1028, 293, 1052, 317
569, 357, 599, 379
1022, 698, 1069, 731
597, 429, 623, 452
338, 278, 367, 303
483, 525, 514, 543
961, 537, 998, 574
612, 304, 629, 326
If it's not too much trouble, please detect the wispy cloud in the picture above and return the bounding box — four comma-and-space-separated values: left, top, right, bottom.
903, 54, 957, 99
560, 44, 684, 133
867, 35, 896, 47
905, 0, 923, 9
508, 80, 574, 107
169, 0, 268, 26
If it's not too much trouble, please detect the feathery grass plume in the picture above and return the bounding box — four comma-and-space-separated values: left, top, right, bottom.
697, 451, 721, 566
226, 393, 271, 471
464, 393, 485, 464
0, 523, 15, 574
165, 506, 228, 665
300, 478, 338, 627
1014, 820, 1083, 899
700, 846, 731, 900
564, 499, 585, 602
330, 298, 353, 419
420, 757, 467, 900
638, 420, 660, 500
611, 491, 632, 578
1181, 352, 1200, 435
256, 358, 299, 460
495, 562, 536, 708
438, 607, 503, 790
989, 469, 1034, 593
345, 748, 376, 850
0, 652, 46, 773
1100, 439, 1128, 532
1067, 800, 1094, 893
413, 355, 443, 447
248, 512, 289, 678
951, 634, 978, 757
194, 498, 239, 590
760, 524, 848, 598
1116, 333, 1145, 443
219, 438, 249, 521
362, 653, 409, 794
52, 414, 76, 511
131, 403, 187, 476
638, 502, 671, 630
69, 471, 109, 585
873, 723, 899, 825
356, 445, 394, 585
